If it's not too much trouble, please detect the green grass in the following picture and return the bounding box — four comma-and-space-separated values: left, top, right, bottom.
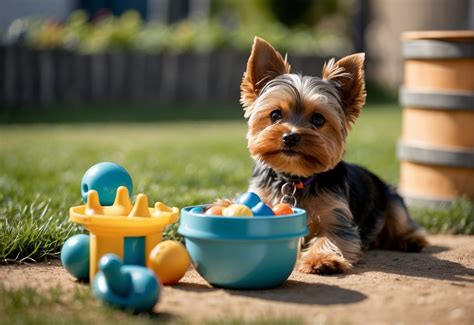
0, 284, 304, 324
0, 285, 153, 325
0, 104, 472, 263
0, 284, 175, 324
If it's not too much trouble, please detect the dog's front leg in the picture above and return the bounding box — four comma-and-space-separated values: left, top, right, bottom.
297, 208, 362, 275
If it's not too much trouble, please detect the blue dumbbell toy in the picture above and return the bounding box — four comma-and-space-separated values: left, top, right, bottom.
81, 162, 133, 206
93, 254, 160, 312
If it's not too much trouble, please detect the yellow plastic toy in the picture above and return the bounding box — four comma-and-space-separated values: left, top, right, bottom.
147, 240, 190, 285
69, 186, 179, 279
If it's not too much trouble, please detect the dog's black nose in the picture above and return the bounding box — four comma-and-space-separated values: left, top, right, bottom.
282, 132, 301, 147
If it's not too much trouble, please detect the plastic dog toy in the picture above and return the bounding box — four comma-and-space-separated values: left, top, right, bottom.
251, 202, 274, 217
204, 205, 224, 216
272, 203, 294, 216
222, 204, 253, 217
236, 192, 261, 208
81, 162, 133, 205
147, 240, 190, 285
69, 186, 179, 279
93, 254, 160, 312
200, 192, 294, 217
61, 234, 90, 281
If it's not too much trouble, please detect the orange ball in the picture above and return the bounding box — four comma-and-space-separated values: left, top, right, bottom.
272, 203, 294, 216
147, 240, 190, 285
205, 206, 224, 216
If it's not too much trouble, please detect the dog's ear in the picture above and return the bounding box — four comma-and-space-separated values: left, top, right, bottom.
322, 53, 366, 125
240, 37, 290, 114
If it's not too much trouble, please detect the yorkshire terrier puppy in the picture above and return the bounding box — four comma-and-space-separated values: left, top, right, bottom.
240, 37, 428, 275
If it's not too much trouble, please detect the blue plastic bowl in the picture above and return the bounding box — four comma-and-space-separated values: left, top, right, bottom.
178, 205, 308, 289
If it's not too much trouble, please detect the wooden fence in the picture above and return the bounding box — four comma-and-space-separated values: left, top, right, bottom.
0, 46, 329, 107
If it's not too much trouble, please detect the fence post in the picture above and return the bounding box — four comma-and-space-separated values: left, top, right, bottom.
3, 46, 20, 107
38, 49, 56, 106
90, 53, 108, 102
143, 53, 160, 103
160, 53, 179, 101
129, 52, 147, 103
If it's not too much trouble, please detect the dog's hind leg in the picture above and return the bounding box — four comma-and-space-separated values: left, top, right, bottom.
374, 191, 428, 252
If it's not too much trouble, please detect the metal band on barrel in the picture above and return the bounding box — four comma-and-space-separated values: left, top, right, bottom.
397, 141, 474, 168
402, 40, 474, 59
399, 87, 474, 110
401, 194, 455, 207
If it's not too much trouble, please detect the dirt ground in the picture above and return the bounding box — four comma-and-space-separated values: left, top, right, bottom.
1, 235, 473, 324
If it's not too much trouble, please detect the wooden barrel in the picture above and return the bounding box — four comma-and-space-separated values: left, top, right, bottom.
398, 31, 474, 206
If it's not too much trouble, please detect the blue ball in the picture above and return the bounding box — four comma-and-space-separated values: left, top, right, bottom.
236, 192, 261, 208
190, 206, 204, 214
61, 234, 90, 281
81, 162, 133, 206
251, 202, 275, 217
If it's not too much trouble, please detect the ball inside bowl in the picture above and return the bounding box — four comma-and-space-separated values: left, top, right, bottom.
178, 205, 308, 289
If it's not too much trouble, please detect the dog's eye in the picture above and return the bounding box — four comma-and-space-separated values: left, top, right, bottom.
270, 110, 283, 123
311, 113, 326, 127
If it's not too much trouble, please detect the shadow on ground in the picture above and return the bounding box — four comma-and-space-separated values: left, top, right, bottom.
174, 280, 367, 305
229, 281, 367, 305
353, 245, 474, 283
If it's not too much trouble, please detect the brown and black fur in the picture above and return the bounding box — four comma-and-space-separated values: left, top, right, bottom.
240, 37, 428, 275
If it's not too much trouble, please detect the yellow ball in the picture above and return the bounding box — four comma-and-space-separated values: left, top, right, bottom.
147, 240, 190, 285
222, 204, 253, 217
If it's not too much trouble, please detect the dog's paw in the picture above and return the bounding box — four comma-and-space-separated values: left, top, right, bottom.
297, 252, 352, 275
399, 230, 429, 252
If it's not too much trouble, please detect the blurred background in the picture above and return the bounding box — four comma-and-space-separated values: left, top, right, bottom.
1, 0, 473, 122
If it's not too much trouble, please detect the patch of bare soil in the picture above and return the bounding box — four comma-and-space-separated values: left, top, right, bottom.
1, 235, 473, 324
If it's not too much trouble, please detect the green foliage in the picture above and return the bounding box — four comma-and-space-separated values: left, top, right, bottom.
0, 106, 472, 263
79, 10, 143, 53
0, 198, 81, 262
0, 284, 303, 324
0, 285, 171, 324
411, 198, 474, 235
4, 9, 351, 55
